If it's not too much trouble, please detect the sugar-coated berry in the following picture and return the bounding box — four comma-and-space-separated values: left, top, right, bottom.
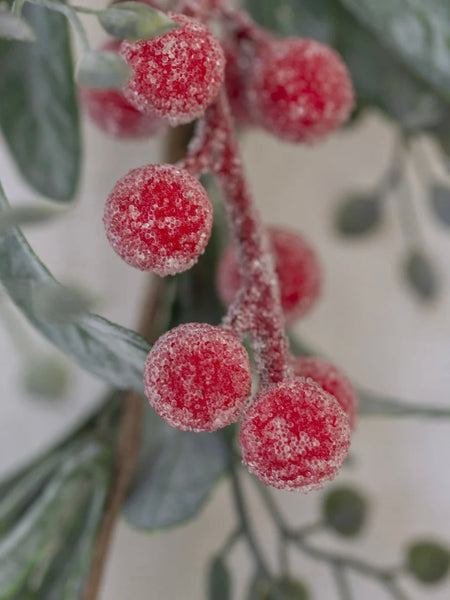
120, 13, 225, 125
250, 37, 354, 143
80, 41, 165, 139
239, 378, 351, 491
217, 226, 321, 324
144, 323, 252, 432
103, 164, 213, 275
293, 356, 358, 429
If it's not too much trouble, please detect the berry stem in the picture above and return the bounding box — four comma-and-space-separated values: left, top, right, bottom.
183, 91, 292, 386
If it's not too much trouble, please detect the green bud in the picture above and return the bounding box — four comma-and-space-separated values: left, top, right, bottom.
323, 487, 367, 537
99, 2, 178, 41
23, 357, 70, 399
407, 541, 450, 584
404, 249, 439, 302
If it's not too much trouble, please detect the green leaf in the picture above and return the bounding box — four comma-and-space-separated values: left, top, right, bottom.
339, 0, 450, 101
124, 407, 227, 530
208, 557, 231, 600
322, 487, 367, 537
335, 193, 382, 237
0, 183, 151, 392
0, 2, 80, 201
407, 540, 450, 584
77, 50, 131, 89
431, 183, 450, 226
0, 9, 36, 41
0, 203, 67, 232
403, 249, 439, 301
99, 2, 178, 41
0, 441, 111, 598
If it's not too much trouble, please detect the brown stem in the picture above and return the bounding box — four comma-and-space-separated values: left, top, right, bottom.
82, 126, 190, 600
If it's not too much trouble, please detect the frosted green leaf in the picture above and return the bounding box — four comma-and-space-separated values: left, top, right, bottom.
99, 2, 178, 41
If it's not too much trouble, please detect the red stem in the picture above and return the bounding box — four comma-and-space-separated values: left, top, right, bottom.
182, 91, 292, 387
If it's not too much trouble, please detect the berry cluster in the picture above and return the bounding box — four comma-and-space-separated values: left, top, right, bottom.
99, 0, 357, 492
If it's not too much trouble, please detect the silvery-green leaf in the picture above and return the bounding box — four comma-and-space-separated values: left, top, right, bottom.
124, 407, 227, 530
99, 2, 178, 41
0, 183, 150, 392
0, 203, 66, 232
0, 10, 36, 41
29, 282, 94, 323
77, 50, 131, 89
431, 183, 450, 226
0, 2, 80, 201
339, 0, 450, 100
404, 249, 439, 301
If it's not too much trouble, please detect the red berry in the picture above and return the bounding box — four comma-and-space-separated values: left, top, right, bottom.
103, 164, 213, 275
293, 356, 358, 430
250, 37, 354, 143
239, 378, 351, 491
80, 41, 165, 139
217, 226, 321, 324
144, 323, 252, 431
120, 13, 225, 125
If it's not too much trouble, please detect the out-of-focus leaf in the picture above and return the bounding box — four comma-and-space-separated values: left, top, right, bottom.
431, 183, 450, 226
322, 487, 368, 537
403, 249, 439, 301
0, 441, 112, 598
77, 50, 131, 89
99, 2, 178, 41
407, 541, 450, 585
0, 10, 36, 41
208, 557, 231, 600
335, 193, 382, 237
0, 2, 80, 201
0, 183, 150, 392
340, 0, 450, 101
124, 405, 227, 531
247, 574, 309, 600
0, 203, 67, 232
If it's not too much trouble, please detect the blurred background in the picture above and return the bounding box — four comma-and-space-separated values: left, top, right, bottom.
2, 102, 450, 599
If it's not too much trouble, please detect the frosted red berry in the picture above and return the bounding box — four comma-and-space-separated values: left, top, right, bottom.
103, 164, 213, 275
293, 356, 358, 430
250, 37, 354, 143
144, 323, 252, 431
239, 378, 351, 491
217, 226, 321, 324
80, 41, 165, 139
120, 13, 225, 125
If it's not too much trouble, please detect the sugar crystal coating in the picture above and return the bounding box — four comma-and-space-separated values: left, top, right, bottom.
251, 37, 354, 143
217, 226, 321, 323
293, 356, 358, 430
103, 164, 213, 275
80, 40, 165, 139
144, 323, 252, 431
239, 378, 351, 491
120, 13, 225, 125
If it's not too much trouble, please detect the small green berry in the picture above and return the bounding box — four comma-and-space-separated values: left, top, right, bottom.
407, 540, 450, 584
322, 487, 367, 537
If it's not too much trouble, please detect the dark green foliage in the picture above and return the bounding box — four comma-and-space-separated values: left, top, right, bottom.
208, 557, 231, 600
335, 194, 382, 237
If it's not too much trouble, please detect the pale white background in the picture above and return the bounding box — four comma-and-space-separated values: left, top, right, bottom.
1, 29, 450, 600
